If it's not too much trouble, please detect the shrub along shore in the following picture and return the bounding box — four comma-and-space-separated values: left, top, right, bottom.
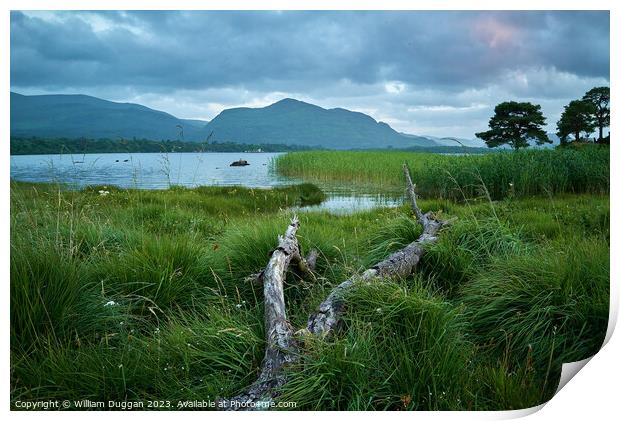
11, 146, 609, 410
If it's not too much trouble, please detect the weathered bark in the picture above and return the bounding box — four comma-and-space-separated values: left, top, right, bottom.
219, 217, 302, 411
291, 248, 318, 282
306, 163, 448, 336
305, 249, 319, 271
245, 248, 318, 286
245, 270, 265, 285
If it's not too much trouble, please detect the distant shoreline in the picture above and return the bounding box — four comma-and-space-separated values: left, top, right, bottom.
9, 137, 316, 156
10, 136, 491, 156
10, 151, 284, 156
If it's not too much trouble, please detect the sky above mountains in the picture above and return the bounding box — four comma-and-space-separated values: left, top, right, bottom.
10, 10, 609, 138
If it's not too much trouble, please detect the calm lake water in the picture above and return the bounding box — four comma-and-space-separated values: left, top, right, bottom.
10, 152, 403, 213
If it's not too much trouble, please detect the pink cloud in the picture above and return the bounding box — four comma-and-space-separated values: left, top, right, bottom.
472, 17, 519, 48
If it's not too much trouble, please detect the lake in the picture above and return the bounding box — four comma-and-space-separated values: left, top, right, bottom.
10, 152, 403, 213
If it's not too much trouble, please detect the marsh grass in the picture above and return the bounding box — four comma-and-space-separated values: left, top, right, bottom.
460, 237, 609, 369
274, 146, 609, 200
280, 279, 472, 410
10, 149, 609, 411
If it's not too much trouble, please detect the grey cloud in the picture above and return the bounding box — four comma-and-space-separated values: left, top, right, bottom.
10, 10, 610, 138
11, 11, 610, 90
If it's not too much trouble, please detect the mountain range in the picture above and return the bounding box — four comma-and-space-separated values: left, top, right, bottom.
10, 92, 207, 141
10, 92, 439, 149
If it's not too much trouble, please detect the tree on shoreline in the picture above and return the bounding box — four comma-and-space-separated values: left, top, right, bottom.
556, 100, 596, 144
582, 86, 610, 143
476, 102, 550, 150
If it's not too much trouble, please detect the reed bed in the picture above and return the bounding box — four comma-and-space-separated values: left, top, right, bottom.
274, 146, 609, 200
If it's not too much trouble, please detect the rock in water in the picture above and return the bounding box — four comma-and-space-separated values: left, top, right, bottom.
230, 159, 250, 167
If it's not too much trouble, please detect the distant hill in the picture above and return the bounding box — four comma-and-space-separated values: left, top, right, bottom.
544, 133, 561, 148
11, 93, 437, 149
418, 135, 487, 148
204, 98, 436, 149
10, 92, 208, 141
419, 134, 561, 149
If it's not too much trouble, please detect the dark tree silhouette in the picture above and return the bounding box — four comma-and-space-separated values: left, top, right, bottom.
475, 101, 550, 150
556, 100, 596, 144
583, 86, 610, 143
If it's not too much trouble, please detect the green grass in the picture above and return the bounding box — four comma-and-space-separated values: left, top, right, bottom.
460, 237, 609, 369
280, 279, 473, 410
10, 150, 609, 410
274, 145, 609, 200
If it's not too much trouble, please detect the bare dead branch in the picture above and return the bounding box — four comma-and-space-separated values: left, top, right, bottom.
305, 249, 319, 272
291, 248, 319, 282
306, 164, 447, 337
244, 270, 264, 285
219, 217, 301, 410
403, 162, 426, 224
248, 248, 319, 286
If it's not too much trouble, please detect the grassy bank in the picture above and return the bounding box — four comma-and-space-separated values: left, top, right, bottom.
10, 175, 609, 410
274, 146, 609, 200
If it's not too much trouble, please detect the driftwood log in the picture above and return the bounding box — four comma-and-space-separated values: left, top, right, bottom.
220, 163, 449, 409
306, 163, 448, 336
219, 217, 307, 410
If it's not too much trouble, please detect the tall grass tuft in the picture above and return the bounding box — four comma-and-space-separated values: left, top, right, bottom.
280, 279, 472, 410
11, 236, 85, 352
459, 237, 609, 370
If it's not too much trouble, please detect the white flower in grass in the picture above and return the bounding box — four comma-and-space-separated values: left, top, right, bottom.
104, 300, 117, 307
98, 190, 110, 196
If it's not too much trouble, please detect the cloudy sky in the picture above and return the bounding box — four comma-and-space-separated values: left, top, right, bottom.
10, 10, 609, 138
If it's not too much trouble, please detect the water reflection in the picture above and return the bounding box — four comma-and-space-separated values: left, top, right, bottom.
10, 152, 405, 213
296, 194, 402, 214
10, 152, 290, 189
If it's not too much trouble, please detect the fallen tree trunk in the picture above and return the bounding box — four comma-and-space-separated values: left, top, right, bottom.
219, 217, 304, 411
220, 163, 449, 408
306, 164, 448, 336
